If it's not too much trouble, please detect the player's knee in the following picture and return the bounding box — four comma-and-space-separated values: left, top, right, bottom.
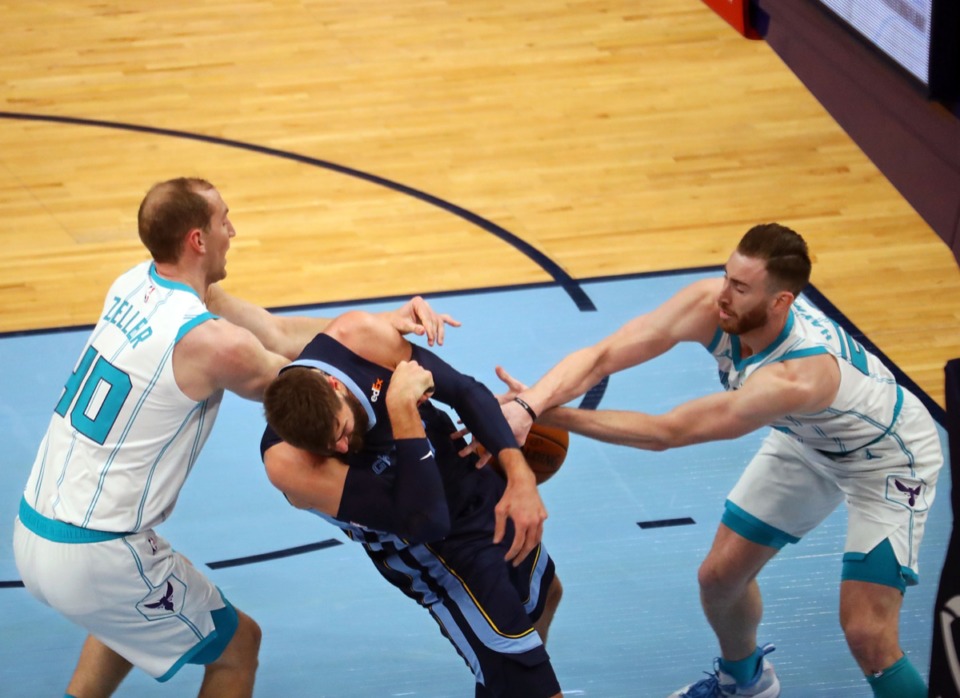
239, 613, 263, 658
697, 557, 736, 599
840, 613, 887, 666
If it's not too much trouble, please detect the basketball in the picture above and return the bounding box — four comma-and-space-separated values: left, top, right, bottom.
481, 423, 569, 485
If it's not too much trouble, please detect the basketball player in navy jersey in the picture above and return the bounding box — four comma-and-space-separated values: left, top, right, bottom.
260, 309, 564, 698
13, 177, 455, 698
497, 224, 942, 698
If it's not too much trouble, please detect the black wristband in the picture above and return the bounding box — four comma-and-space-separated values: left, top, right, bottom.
513, 396, 538, 421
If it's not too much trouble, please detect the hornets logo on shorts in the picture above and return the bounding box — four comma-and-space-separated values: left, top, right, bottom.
137, 576, 186, 619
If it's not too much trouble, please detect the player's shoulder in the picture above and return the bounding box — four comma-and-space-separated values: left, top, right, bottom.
176, 314, 258, 356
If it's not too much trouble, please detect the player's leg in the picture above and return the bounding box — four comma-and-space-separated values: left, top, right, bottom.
65, 531, 257, 692
402, 521, 561, 698
534, 575, 563, 646
64, 635, 134, 698
697, 524, 779, 663
438, 544, 560, 698
670, 432, 842, 697
839, 578, 927, 697
837, 393, 941, 698
197, 608, 261, 698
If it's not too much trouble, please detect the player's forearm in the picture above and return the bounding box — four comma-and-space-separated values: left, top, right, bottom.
495, 449, 538, 487
519, 346, 609, 418
390, 438, 451, 541
540, 406, 674, 451
271, 315, 332, 359
206, 285, 328, 359
337, 442, 451, 544
386, 393, 427, 439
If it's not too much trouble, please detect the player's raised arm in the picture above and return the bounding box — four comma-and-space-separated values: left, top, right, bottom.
207, 285, 460, 360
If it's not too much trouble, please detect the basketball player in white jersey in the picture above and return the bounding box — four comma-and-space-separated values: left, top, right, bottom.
496, 224, 942, 698
12, 177, 456, 698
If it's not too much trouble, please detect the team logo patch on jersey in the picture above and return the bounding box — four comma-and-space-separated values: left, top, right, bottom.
370, 378, 383, 402
886, 475, 928, 512
371, 452, 392, 474
137, 576, 186, 619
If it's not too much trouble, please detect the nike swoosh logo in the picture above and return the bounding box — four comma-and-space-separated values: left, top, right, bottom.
420, 451, 435, 461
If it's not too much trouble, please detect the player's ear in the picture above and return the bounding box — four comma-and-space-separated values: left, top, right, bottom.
772, 290, 795, 310
184, 227, 205, 254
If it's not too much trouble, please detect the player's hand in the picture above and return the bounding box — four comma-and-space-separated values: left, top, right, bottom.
493, 366, 527, 403
387, 360, 435, 406
495, 367, 534, 445
493, 450, 546, 566
448, 423, 494, 468
388, 296, 461, 346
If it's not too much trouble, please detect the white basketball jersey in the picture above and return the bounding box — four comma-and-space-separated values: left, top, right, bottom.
22, 261, 222, 532
708, 296, 904, 456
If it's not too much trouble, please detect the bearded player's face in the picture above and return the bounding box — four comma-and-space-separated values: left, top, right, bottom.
716, 252, 772, 336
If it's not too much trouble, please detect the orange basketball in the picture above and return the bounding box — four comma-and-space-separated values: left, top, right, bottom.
481, 423, 569, 485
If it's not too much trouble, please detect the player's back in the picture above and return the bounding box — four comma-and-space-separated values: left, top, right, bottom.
22, 261, 222, 533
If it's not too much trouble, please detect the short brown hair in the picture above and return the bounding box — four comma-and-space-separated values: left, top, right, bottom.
737, 223, 811, 295
137, 177, 215, 263
263, 367, 344, 455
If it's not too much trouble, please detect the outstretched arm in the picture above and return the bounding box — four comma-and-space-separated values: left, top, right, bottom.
501, 278, 723, 443
173, 319, 290, 402
540, 354, 840, 450
206, 285, 459, 359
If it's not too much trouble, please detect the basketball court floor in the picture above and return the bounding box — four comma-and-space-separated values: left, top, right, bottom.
0, 270, 949, 697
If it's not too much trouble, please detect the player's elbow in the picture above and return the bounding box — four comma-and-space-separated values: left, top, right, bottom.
650, 415, 690, 450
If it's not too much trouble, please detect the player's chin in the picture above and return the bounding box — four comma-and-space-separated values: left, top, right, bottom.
718, 316, 738, 333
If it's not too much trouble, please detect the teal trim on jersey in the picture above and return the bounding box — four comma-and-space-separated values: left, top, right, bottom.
730, 335, 742, 365
174, 312, 216, 344
722, 500, 799, 549
285, 358, 378, 430
148, 262, 201, 299
706, 326, 724, 354
18, 497, 130, 543
157, 592, 238, 682
841, 538, 911, 592
778, 346, 830, 362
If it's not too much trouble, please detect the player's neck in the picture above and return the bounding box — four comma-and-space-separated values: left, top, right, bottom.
739, 313, 789, 359
152, 260, 208, 299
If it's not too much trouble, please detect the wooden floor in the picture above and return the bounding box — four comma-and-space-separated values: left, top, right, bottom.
1, 0, 958, 407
